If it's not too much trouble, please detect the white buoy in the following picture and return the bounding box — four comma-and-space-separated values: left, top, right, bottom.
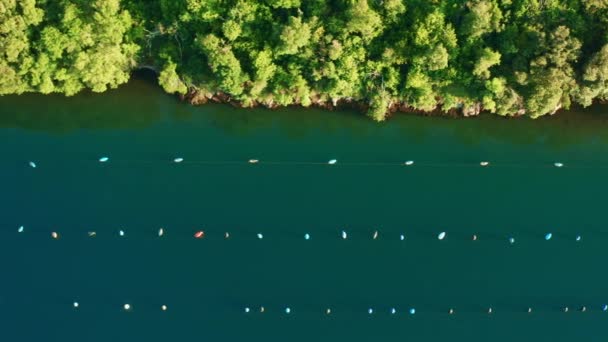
409, 308, 416, 315
123, 304, 131, 311
158, 228, 164, 237
545, 233, 553, 240
174, 158, 184, 163
99, 157, 109, 163
73, 302, 79, 308
304, 233, 310, 240
368, 308, 373, 314
51, 232, 59, 239
87, 231, 96, 237
554, 162, 564, 168
576, 235, 581, 241
373, 230, 378, 240
509, 237, 515, 244
341, 230, 347, 239
248, 159, 259, 164
400, 234, 405, 241
285, 307, 291, 314
326, 308, 331, 315
119, 230, 125, 236
245, 307, 250, 313
480, 161, 489, 166
391, 308, 396, 314
225, 232, 230, 239
404, 160, 414, 166
257, 233, 263, 239
29, 161, 37, 168
18, 226, 24, 233
328, 159, 337, 165
260, 306, 265, 313
161, 305, 167, 311
438, 232, 446, 240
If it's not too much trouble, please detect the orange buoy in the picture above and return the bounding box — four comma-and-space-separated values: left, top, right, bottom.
194, 231, 205, 239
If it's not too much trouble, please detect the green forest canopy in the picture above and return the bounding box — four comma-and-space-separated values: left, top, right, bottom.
2, 0, 608, 120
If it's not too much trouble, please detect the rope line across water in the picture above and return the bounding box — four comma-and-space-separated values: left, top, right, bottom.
19, 158, 599, 169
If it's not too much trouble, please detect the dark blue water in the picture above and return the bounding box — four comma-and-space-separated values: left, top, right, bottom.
1, 78, 608, 341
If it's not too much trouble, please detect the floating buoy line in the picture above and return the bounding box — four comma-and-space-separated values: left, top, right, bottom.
62, 302, 608, 315
9, 227, 588, 244
20, 158, 586, 169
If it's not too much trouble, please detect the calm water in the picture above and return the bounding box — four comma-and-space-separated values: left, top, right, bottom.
2, 75, 608, 341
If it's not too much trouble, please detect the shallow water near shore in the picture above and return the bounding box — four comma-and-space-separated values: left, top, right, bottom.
1, 75, 608, 342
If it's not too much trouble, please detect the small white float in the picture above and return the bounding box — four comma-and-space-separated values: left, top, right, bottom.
404, 160, 414, 166
29, 161, 37, 168
248, 159, 259, 164
304, 233, 310, 240
480, 161, 489, 166
119, 230, 125, 237
400, 234, 405, 241
341, 230, 347, 239
438, 232, 446, 240
174, 158, 184, 163
328, 159, 337, 165
373, 230, 378, 240
123, 304, 131, 311
257, 233, 263, 239
545, 233, 553, 240
554, 162, 564, 168
18, 226, 24, 233
99, 157, 109, 163
285, 307, 291, 314
409, 308, 416, 315
158, 228, 164, 237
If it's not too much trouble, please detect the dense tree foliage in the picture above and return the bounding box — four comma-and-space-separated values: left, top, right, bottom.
2, 0, 608, 120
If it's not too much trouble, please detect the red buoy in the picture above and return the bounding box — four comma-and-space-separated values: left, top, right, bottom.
194, 231, 205, 239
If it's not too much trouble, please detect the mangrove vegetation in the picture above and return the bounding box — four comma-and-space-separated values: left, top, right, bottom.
2, 0, 608, 120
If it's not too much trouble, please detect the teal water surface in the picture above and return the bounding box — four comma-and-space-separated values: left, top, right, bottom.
1, 76, 608, 341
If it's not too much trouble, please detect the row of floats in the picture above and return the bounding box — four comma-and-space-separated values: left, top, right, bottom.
14, 226, 580, 244
25, 158, 567, 167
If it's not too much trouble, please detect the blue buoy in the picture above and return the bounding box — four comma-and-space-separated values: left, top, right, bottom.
545, 233, 553, 240
409, 308, 416, 315
99, 157, 109, 163
28, 161, 36, 168
304, 233, 310, 240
